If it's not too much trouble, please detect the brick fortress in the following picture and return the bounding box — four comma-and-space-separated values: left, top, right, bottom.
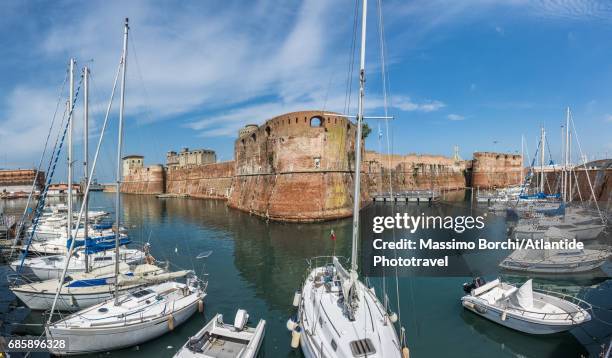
120, 110, 524, 222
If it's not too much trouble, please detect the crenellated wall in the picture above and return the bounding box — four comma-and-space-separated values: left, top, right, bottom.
471, 152, 523, 189
227, 110, 368, 222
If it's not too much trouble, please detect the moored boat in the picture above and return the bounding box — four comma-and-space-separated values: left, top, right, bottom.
174, 309, 265, 358
461, 278, 591, 334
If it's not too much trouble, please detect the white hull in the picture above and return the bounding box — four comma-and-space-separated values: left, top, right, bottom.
513, 225, 604, 241
46, 295, 200, 355
499, 259, 607, 274
12, 286, 129, 311
462, 298, 574, 334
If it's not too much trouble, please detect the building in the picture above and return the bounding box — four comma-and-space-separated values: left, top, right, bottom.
0, 169, 45, 194
166, 148, 216, 168
122, 155, 144, 175
121, 155, 164, 194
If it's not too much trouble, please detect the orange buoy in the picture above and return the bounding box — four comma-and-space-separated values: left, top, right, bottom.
168, 315, 175, 331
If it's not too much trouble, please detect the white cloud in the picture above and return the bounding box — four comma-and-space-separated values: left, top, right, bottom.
447, 113, 465, 121
394, 96, 446, 112
604, 114, 612, 122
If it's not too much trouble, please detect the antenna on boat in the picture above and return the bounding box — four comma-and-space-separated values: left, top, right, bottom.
114, 17, 129, 306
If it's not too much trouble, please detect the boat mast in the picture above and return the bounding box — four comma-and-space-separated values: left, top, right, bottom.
539, 126, 545, 194
68, 58, 75, 244
351, 0, 367, 272
83, 65, 90, 273
568, 131, 572, 202
521, 135, 524, 180
565, 107, 570, 203
114, 18, 129, 305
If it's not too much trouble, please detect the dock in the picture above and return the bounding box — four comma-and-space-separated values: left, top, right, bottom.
373, 190, 440, 203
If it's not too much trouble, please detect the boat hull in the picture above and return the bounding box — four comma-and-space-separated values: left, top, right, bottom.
462, 298, 575, 334
12, 286, 132, 311
513, 225, 604, 241
499, 258, 607, 274
46, 298, 199, 355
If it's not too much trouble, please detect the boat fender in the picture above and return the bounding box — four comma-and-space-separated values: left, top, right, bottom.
462, 301, 475, 310
389, 312, 398, 323
290, 327, 301, 349
286, 319, 298, 331
501, 311, 507, 321
168, 315, 175, 331
292, 290, 301, 307
402, 347, 410, 358
475, 304, 487, 314
198, 300, 204, 313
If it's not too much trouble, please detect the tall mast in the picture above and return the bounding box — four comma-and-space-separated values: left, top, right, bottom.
114, 18, 129, 304
83, 65, 90, 272
540, 126, 545, 194
565, 107, 570, 203
520, 135, 524, 180
561, 124, 565, 202
351, 0, 367, 272
68, 58, 75, 243
568, 131, 572, 202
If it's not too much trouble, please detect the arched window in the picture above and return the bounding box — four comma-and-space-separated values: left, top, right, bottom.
310, 116, 323, 127
251, 133, 256, 142
265, 126, 271, 136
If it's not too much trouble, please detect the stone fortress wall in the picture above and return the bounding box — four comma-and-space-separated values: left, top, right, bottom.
120, 110, 529, 221
471, 152, 523, 189
227, 110, 367, 222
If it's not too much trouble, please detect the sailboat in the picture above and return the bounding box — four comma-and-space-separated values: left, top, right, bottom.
11, 260, 191, 311
500, 227, 610, 273
45, 19, 206, 355
288, 2, 406, 357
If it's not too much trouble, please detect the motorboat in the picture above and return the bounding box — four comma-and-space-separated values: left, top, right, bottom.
174, 309, 265, 358
461, 278, 591, 334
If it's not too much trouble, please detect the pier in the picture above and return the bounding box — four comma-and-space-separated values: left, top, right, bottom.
373, 190, 440, 203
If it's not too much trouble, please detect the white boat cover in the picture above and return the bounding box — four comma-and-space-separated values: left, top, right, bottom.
514, 279, 534, 309
544, 227, 575, 242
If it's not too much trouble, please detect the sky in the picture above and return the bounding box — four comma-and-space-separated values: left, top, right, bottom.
1, 0, 612, 182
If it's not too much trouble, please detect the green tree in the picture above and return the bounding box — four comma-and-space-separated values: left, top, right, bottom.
361, 123, 372, 139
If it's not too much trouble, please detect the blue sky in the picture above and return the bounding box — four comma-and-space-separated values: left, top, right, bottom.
1, 0, 611, 182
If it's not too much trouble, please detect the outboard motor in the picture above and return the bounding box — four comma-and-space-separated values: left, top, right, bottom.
462, 277, 486, 294
233, 309, 249, 331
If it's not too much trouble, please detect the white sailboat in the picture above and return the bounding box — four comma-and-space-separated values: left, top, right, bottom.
11, 262, 191, 311
10, 247, 145, 280
500, 228, 610, 274
288, 2, 406, 357
174, 309, 266, 358
461, 278, 591, 334
47, 279, 204, 355
45, 18, 207, 355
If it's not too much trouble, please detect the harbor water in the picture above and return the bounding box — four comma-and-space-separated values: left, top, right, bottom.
1, 192, 610, 357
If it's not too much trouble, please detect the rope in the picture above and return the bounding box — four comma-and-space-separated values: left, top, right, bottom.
17, 72, 84, 273
343, 0, 360, 116
12, 68, 68, 256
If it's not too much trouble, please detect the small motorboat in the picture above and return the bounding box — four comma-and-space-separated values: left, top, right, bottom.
461, 278, 591, 334
174, 309, 265, 358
